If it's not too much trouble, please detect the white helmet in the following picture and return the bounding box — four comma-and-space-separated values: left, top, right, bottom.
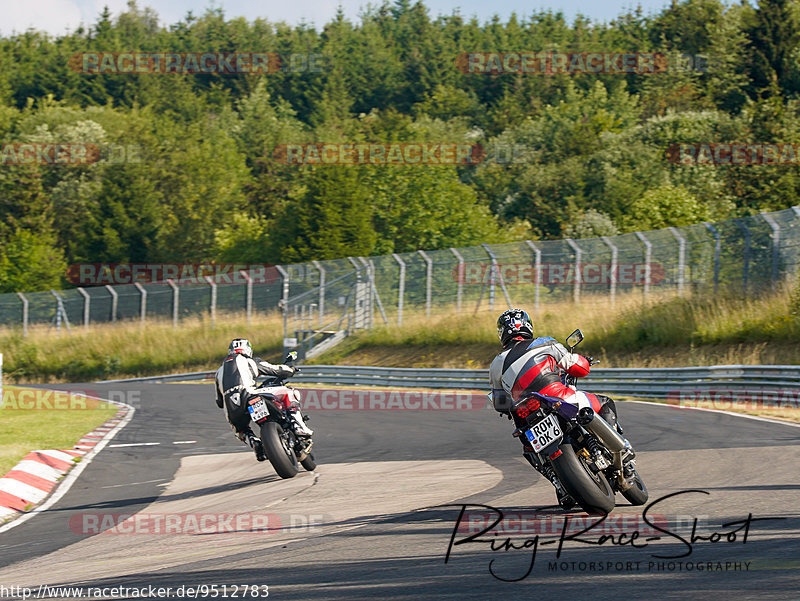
228, 338, 253, 357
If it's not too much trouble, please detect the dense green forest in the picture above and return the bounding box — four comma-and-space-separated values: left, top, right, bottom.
1, 0, 800, 292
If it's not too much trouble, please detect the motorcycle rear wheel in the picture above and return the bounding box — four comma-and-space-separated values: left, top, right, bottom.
550, 443, 615, 514
261, 421, 299, 479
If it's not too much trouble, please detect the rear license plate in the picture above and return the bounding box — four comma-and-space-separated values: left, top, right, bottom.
248, 398, 269, 422
525, 414, 563, 453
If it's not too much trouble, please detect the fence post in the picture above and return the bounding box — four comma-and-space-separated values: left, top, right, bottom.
105, 285, 118, 323
524, 241, 541, 313
418, 250, 433, 318
565, 239, 582, 303
311, 260, 325, 326
392, 253, 406, 325
275, 265, 290, 342
76, 288, 90, 328
703, 222, 721, 294
450, 248, 464, 311
482, 243, 513, 309
761, 212, 781, 290
735, 219, 751, 293
359, 257, 388, 326
347, 258, 366, 329
239, 270, 253, 325
668, 227, 687, 296
205, 276, 217, 328
133, 283, 147, 324
50, 290, 71, 332
17, 292, 28, 337
167, 279, 179, 328
601, 236, 618, 307
634, 232, 652, 299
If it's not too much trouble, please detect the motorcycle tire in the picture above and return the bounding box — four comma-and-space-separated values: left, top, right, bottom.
261, 421, 299, 479
300, 453, 316, 471
621, 467, 649, 506
549, 443, 615, 514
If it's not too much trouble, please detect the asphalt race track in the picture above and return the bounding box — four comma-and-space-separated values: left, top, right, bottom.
1, 381, 799, 600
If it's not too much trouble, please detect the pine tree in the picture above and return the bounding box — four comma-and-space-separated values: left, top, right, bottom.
745, 0, 800, 97
273, 166, 377, 262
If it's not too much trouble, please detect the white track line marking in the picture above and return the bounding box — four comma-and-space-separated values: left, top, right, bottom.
0, 396, 135, 534
107, 442, 160, 448
172, 441, 197, 445
100, 478, 169, 489
625, 399, 800, 428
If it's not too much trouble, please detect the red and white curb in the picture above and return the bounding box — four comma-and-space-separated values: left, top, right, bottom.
0, 397, 135, 532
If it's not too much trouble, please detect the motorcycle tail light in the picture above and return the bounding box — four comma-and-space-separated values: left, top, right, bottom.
514, 396, 541, 418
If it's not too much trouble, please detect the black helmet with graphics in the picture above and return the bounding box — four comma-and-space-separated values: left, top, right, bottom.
496, 309, 533, 347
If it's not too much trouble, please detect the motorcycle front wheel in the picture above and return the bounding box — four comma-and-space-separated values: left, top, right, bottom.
621, 466, 648, 506
300, 453, 316, 471
549, 443, 615, 514
261, 421, 299, 479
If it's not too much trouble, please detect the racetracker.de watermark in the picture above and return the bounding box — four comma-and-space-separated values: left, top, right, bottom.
0, 143, 141, 165
273, 143, 484, 165
666, 389, 800, 411
70, 52, 326, 74
69, 512, 330, 535
455, 52, 709, 74
665, 143, 800, 166
458, 511, 671, 535
452, 262, 666, 286
0, 387, 141, 410
297, 388, 487, 411
66, 263, 279, 286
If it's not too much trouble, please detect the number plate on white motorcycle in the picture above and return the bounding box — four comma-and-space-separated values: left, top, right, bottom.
525, 414, 563, 453
248, 398, 269, 422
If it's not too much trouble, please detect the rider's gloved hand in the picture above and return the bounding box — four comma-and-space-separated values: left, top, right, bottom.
279, 364, 295, 378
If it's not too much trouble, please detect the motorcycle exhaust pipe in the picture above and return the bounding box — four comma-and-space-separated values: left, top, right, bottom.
577, 407, 626, 452
297, 440, 313, 462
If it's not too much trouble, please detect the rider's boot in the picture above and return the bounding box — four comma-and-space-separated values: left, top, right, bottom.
599, 397, 626, 436
556, 487, 576, 511
237, 428, 267, 461
290, 410, 313, 437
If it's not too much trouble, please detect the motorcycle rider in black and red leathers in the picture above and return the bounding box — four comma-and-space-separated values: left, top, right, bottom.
489, 309, 625, 508
215, 339, 313, 461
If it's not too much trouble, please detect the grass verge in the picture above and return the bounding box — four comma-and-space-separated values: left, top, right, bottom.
313, 287, 800, 368
0, 312, 284, 383
0, 387, 118, 475
0, 288, 797, 383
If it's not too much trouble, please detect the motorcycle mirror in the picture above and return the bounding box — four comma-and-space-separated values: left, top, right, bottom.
566, 329, 584, 350
285, 350, 298, 363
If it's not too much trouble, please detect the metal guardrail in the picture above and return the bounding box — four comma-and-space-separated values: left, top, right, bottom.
99, 364, 800, 399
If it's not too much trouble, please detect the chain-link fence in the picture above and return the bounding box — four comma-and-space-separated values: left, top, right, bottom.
2, 208, 799, 352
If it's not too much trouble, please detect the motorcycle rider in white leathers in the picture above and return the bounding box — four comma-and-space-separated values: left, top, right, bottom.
215, 338, 313, 461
